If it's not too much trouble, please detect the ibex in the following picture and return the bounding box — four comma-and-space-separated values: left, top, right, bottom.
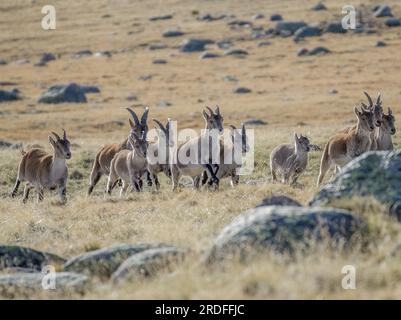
270, 133, 311, 185
106, 132, 148, 196
87, 107, 149, 195
375, 107, 396, 151
199, 124, 249, 188
170, 106, 223, 191
317, 106, 375, 186
147, 118, 173, 190
11, 130, 71, 203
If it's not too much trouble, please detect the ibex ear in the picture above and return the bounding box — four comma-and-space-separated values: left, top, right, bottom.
202, 110, 209, 121
354, 107, 361, 117
388, 107, 392, 115
129, 118, 136, 130
48, 136, 56, 148
293, 132, 299, 142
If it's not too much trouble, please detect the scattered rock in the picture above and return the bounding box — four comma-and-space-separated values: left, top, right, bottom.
222, 75, 238, 82
373, 5, 393, 18
376, 40, 387, 47
385, 18, 401, 27
197, 13, 226, 22
217, 40, 233, 49
38, 83, 88, 104
312, 2, 327, 11
0, 272, 87, 298
310, 150, 401, 207
94, 51, 112, 57
256, 195, 302, 208
223, 49, 248, 56
138, 75, 152, 81
180, 38, 214, 52
294, 26, 321, 41
252, 14, 265, 20
63, 243, 174, 278
149, 14, 173, 21
205, 206, 365, 262
0, 140, 21, 149
153, 59, 167, 64
0, 245, 65, 271
325, 22, 347, 34
35, 53, 56, 66
297, 48, 309, 56
243, 118, 267, 125
329, 89, 338, 95
111, 247, 187, 283
72, 50, 93, 59
0, 88, 21, 102
156, 101, 172, 108
270, 14, 283, 22
148, 43, 167, 50
200, 52, 220, 59
0, 59, 7, 65
126, 94, 138, 101
227, 20, 253, 29
308, 46, 331, 56
162, 30, 184, 37
233, 87, 251, 94
258, 41, 272, 47
275, 21, 307, 35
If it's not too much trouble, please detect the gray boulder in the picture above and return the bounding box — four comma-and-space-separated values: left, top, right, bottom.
373, 5, 393, 18
325, 22, 347, 34
294, 26, 321, 41
63, 243, 174, 278
385, 18, 401, 27
180, 38, 214, 52
275, 21, 307, 35
310, 150, 401, 208
257, 195, 301, 208
0, 245, 65, 271
0, 89, 21, 102
38, 83, 89, 103
205, 206, 365, 263
0, 272, 87, 298
111, 247, 187, 283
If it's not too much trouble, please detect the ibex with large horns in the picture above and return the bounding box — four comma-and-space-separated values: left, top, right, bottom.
11, 130, 71, 203
87, 107, 149, 195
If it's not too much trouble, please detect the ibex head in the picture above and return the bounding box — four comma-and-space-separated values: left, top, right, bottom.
294, 133, 311, 152
126, 107, 149, 138
354, 106, 375, 132
363, 91, 383, 127
153, 118, 174, 147
382, 107, 396, 135
202, 106, 224, 133
48, 129, 71, 159
230, 124, 249, 154
128, 131, 148, 158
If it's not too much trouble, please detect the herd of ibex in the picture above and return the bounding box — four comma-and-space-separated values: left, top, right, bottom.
9, 91, 396, 203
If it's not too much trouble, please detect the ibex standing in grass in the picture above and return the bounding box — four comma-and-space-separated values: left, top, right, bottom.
270, 133, 311, 185
106, 132, 148, 196
170, 106, 223, 191
11, 130, 71, 203
147, 119, 173, 191
317, 106, 375, 186
375, 107, 396, 151
87, 107, 149, 195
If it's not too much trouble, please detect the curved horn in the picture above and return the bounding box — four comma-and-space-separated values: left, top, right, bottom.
141, 107, 149, 125
360, 103, 370, 112
376, 93, 382, 106
51, 131, 61, 140
62, 128, 67, 140
153, 118, 167, 134
126, 107, 140, 126
215, 105, 220, 115
363, 91, 373, 107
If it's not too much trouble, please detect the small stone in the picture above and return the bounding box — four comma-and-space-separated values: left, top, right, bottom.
0, 59, 7, 65
385, 18, 401, 27
243, 118, 267, 125
275, 21, 307, 35
200, 52, 220, 59
156, 101, 172, 107
256, 195, 301, 208
233, 87, 251, 94
329, 89, 338, 94
294, 26, 321, 41
180, 38, 214, 52
223, 49, 248, 56
252, 14, 264, 20
94, 51, 112, 57
312, 2, 327, 11
325, 22, 347, 34
149, 14, 173, 21
376, 40, 387, 47
148, 43, 167, 50
138, 75, 152, 81
270, 14, 283, 21
72, 50, 93, 59
222, 75, 238, 82
297, 48, 309, 56
162, 30, 184, 37
373, 5, 393, 18
308, 46, 330, 56
153, 59, 167, 64
258, 41, 272, 47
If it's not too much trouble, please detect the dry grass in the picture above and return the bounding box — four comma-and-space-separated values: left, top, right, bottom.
1, 0, 401, 299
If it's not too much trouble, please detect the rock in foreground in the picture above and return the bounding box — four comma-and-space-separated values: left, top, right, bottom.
205, 206, 364, 263
310, 150, 401, 207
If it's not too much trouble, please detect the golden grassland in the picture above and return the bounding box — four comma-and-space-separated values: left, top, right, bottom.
1, 0, 401, 298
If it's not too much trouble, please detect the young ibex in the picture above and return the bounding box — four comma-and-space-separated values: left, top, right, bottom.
87, 107, 149, 195
11, 130, 71, 203
170, 106, 223, 191
375, 107, 396, 151
270, 133, 311, 185
317, 106, 375, 186
106, 132, 148, 196
147, 118, 173, 191
199, 124, 249, 188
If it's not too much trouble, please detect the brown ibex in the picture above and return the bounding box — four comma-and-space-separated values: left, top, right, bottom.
375, 107, 396, 151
